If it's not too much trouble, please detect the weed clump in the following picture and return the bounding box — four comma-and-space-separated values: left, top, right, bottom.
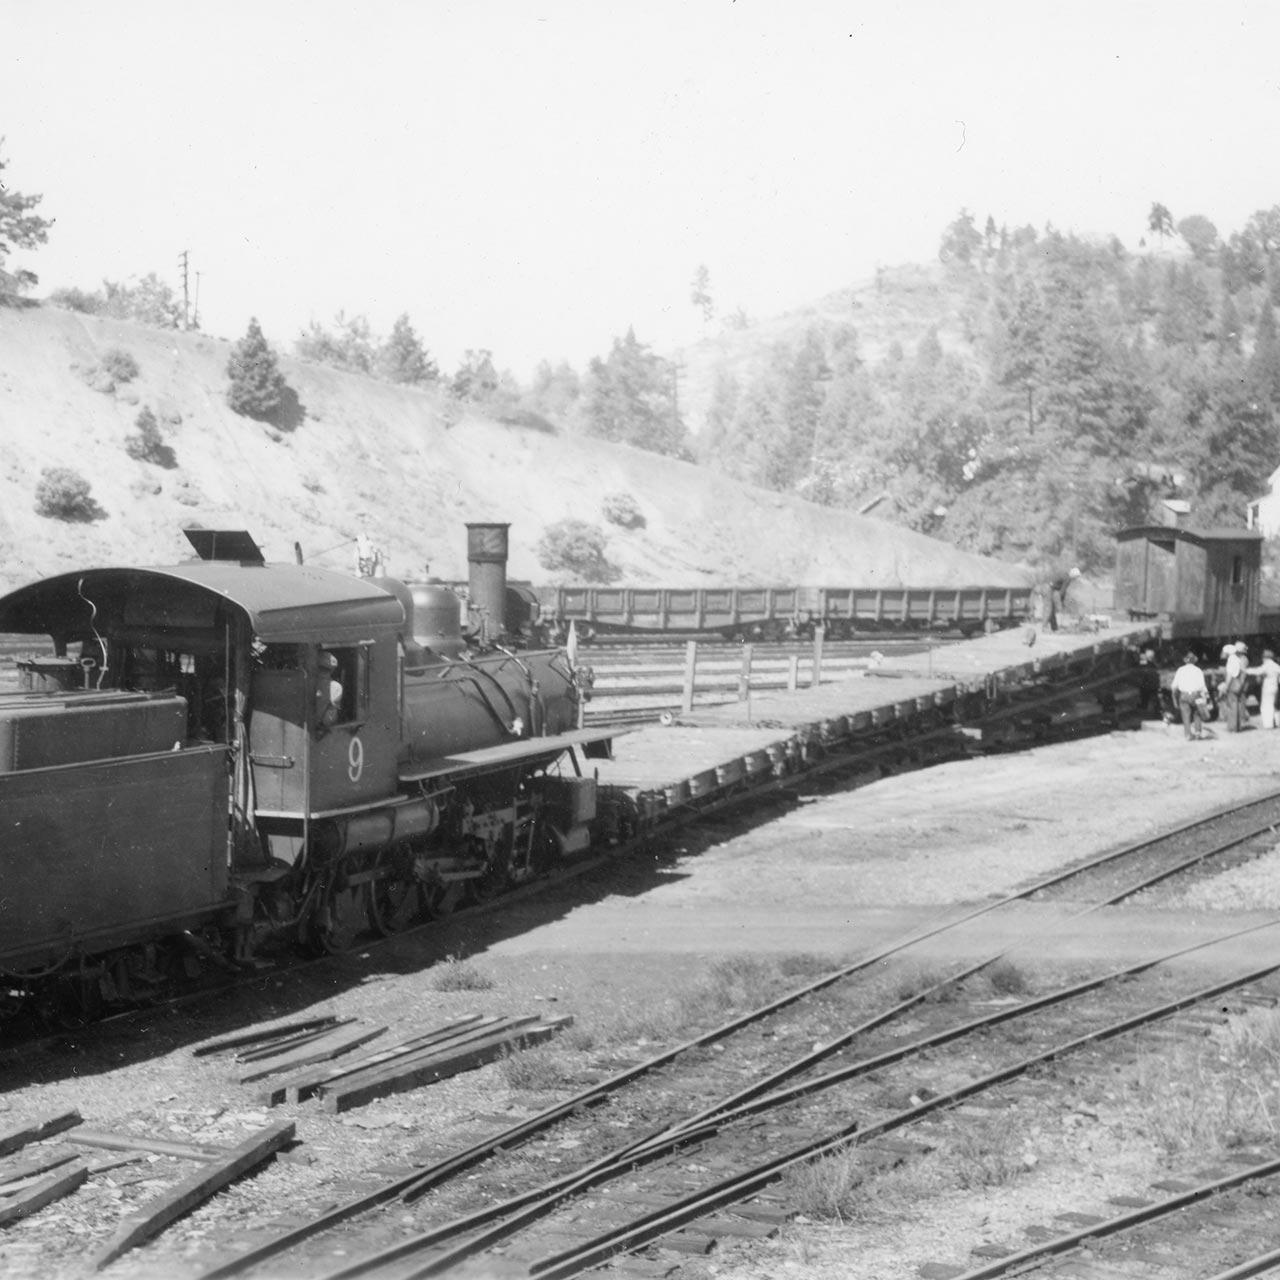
783, 1145, 866, 1222
1137, 1007, 1280, 1158
430, 955, 495, 992
500, 1045, 568, 1091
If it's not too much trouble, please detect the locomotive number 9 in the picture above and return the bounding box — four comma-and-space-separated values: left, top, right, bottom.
347, 735, 364, 784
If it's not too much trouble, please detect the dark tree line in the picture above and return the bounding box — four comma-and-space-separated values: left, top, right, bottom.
696, 208, 1280, 573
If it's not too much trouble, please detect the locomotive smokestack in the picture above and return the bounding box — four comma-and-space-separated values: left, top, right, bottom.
466, 522, 510, 644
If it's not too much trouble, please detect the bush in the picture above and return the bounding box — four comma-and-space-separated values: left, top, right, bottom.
535, 519, 618, 583
124, 406, 176, 468
47, 286, 104, 315
34, 467, 104, 522
100, 347, 139, 383
601, 491, 646, 529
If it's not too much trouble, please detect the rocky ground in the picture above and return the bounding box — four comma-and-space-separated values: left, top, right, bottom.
5, 717, 1280, 1278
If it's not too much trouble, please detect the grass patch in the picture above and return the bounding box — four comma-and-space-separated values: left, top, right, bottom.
947, 1117, 1030, 1188
500, 1045, 569, 1091
601, 955, 823, 1047
781, 1144, 867, 1223
892, 963, 961, 1004
429, 955, 495, 992
1136, 1007, 1280, 1159
983, 958, 1030, 996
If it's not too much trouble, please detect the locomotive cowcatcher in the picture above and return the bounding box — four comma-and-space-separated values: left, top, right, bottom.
0, 524, 613, 1016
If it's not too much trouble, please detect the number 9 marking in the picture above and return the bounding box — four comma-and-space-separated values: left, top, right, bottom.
347, 735, 364, 783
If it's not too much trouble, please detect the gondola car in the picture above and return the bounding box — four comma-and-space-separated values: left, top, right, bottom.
0, 525, 611, 1014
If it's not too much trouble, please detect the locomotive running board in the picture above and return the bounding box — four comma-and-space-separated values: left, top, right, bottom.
398, 726, 628, 785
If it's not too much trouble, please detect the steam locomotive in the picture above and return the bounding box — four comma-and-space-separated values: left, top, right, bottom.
0, 524, 614, 1018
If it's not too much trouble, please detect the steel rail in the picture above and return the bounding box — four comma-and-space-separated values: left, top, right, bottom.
514, 961, 1280, 1280
193, 792, 1280, 1278
1204, 1248, 1280, 1280
306, 934, 1280, 1280
944, 1156, 1280, 1280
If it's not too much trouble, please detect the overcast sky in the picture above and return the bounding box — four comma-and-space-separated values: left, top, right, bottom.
5, 1, 1279, 379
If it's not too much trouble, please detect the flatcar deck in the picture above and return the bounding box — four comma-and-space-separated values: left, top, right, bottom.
590, 622, 1160, 825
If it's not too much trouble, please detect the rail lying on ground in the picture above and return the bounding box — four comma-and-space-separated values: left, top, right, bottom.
190, 790, 1280, 1279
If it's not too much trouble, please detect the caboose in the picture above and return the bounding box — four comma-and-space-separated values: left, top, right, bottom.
0, 525, 613, 1011
1114, 520, 1263, 641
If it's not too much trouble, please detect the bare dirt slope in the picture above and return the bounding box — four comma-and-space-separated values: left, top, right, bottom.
0, 302, 1032, 591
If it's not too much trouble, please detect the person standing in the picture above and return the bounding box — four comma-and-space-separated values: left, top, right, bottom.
1170, 652, 1210, 740
1221, 642, 1248, 732
1252, 648, 1280, 729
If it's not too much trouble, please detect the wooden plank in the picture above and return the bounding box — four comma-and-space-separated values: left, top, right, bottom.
236, 1023, 386, 1084
89, 1120, 295, 1271
0, 1160, 87, 1226
0, 1149, 80, 1186
323, 1018, 572, 1114
309, 1016, 545, 1107
270, 1015, 503, 1106
692, 1215, 779, 1239
193, 1015, 342, 1056
235, 1018, 356, 1063
0, 1110, 82, 1158
69, 1130, 227, 1162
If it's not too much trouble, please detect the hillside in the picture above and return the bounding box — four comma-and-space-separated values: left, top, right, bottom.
0, 303, 1030, 594
671, 219, 1280, 578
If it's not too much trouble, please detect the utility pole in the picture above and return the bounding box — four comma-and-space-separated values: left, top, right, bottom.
193, 271, 201, 331
177, 249, 190, 330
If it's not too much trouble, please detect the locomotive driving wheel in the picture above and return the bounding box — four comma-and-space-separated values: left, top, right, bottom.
303, 872, 366, 955
365, 845, 426, 936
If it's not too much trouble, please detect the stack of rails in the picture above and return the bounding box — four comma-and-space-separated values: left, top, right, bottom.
591, 622, 1161, 826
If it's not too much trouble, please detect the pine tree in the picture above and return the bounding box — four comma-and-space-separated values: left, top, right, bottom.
378, 313, 438, 385
0, 144, 54, 292
581, 329, 689, 458
226, 318, 288, 420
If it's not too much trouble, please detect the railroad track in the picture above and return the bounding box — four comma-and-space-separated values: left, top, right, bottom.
183, 792, 1280, 1279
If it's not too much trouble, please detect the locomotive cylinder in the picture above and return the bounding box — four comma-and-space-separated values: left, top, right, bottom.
316, 794, 441, 859
467, 522, 510, 644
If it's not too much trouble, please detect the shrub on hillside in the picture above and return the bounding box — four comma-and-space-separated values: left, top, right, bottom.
34, 467, 104, 522
124, 406, 176, 468
100, 348, 139, 383
535, 519, 618, 583
226, 317, 292, 422
48, 286, 104, 315
601, 491, 645, 529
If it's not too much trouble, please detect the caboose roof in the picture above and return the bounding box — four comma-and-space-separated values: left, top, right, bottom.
0, 562, 405, 644
1116, 525, 1264, 546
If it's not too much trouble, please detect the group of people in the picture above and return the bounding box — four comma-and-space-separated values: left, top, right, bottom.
1170, 643, 1280, 739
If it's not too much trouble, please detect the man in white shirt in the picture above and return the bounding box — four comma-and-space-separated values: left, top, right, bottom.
1170, 651, 1209, 740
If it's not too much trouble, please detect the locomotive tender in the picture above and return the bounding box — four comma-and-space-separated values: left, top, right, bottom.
0, 524, 613, 1014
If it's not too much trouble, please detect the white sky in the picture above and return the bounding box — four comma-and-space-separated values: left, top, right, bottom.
4, 1, 1280, 379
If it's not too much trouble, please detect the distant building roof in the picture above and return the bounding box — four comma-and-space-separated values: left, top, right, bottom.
1117, 525, 1264, 546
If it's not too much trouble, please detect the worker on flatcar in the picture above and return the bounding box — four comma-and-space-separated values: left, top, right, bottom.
1170, 651, 1211, 740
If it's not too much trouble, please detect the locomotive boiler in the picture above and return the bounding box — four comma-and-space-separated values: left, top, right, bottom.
0, 525, 613, 1016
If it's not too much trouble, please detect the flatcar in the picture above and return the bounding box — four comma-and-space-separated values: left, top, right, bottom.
0, 524, 612, 1017
534, 582, 1034, 642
